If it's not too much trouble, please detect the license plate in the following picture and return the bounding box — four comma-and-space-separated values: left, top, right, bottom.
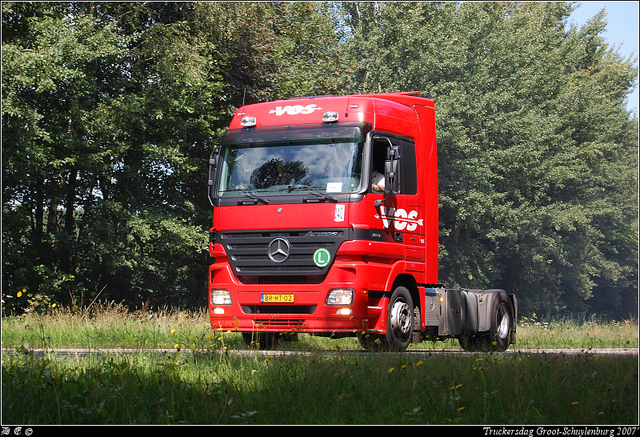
261, 294, 294, 303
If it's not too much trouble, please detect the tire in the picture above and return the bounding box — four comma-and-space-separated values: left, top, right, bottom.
488, 290, 513, 351
458, 290, 513, 352
385, 286, 414, 351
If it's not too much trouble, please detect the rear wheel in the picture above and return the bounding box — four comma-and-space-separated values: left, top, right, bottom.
458, 290, 513, 352
489, 291, 513, 351
385, 286, 414, 351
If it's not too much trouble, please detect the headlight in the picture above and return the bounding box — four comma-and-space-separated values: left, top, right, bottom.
326, 288, 354, 306
211, 289, 232, 305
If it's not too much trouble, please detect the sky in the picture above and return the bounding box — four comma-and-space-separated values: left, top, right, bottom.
568, 1, 639, 115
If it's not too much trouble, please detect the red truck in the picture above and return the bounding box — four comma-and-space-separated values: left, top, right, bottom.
207, 92, 517, 352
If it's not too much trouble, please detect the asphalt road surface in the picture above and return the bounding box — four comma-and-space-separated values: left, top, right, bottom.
2, 347, 637, 358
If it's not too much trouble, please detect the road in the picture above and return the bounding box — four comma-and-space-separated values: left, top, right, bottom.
2, 347, 637, 358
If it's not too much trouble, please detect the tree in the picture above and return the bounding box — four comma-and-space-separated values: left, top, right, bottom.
3, 1, 130, 310
2, 2, 224, 310
337, 1, 638, 318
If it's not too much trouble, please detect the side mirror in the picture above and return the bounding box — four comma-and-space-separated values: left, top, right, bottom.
375, 144, 401, 207
207, 152, 218, 206
384, 145, 401, 194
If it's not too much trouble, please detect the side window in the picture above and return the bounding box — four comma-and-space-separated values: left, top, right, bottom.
369, 134, 417, 195
400, 140, 417, 195
371, 138, 389, 192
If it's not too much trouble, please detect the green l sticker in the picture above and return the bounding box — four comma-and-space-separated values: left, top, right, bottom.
313, 248, 331, 268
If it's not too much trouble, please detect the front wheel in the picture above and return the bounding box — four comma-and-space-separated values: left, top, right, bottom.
385, 286, 414, 351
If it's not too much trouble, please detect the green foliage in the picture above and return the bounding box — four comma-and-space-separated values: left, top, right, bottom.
2, 2, 637, 318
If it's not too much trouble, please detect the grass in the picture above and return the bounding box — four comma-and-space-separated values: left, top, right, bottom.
515, 315, 638, 350
1, 303, 638, 425
2, 302, 637, 351
2, 347, 637, 425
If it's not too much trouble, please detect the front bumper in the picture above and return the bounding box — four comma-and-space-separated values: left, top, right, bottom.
208, 251, 386, 334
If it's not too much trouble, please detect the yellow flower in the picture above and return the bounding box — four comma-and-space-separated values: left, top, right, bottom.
389, 367, 395, 373
571, 402, 579, 405
416, 360, 423, 366
17, 291, 22, 298
457, 407, 465, 412
170, 329, 176, 334
174, 344, 180, 349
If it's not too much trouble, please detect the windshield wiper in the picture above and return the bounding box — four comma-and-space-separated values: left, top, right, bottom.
288, 183, 339, 203
223, 187, 270, 205
239, 189, 270, 205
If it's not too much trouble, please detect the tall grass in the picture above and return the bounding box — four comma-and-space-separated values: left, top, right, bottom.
2, 304, 638, 425
2, 347, 637, 424
515, 315, 638, 350
2, 303, 637, 351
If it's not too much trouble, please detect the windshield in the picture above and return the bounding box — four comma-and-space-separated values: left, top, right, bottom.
217, 141, 364, 197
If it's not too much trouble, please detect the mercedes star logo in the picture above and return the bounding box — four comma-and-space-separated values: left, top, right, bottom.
268, 237, 290, 263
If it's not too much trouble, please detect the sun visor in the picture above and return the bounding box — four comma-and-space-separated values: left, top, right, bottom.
221, 122, 371, 146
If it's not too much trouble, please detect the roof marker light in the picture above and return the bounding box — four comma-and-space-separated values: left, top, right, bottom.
241, 116, 257, 127
322, 111, 339, 123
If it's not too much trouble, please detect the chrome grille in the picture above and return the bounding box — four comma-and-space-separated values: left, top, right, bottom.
215, 229, 351, 279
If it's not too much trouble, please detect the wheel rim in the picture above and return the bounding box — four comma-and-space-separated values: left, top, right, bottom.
390, 298, 411, 339
496, 303, 510, 340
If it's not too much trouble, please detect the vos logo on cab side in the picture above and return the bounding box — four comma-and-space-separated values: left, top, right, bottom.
375, 207, 423, 231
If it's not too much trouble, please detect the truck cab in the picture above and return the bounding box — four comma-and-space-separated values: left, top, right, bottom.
207, 92, 516, 351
